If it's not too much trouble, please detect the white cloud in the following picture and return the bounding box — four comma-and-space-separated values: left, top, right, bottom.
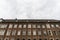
0, 0, 60, 20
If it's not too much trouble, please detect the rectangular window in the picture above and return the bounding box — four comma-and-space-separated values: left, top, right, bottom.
9, 24, 13, 28
43, 30, 47, 36
38, 31, 41, 35
0, 30, 5, 35
42, 25, 45, 28
14, 24, 17, 28
32, 24, 36, 28
12, 30, 16, 35
28, 30, 31, 35
0, 24, 7, 28
37, 25, 41, 28
33, 30, 36, 35
51, 24, 55, 28
19, 24, 22, 28
4, 37, 9, 40
23, 24, 26, 28
56, 24, 59, 28
17, 30, 21, 35
28, 24, 31, 28
22, 30, 26, 35
48, 30, 53, 36
46, 24, 50, 28
6, 30, 11, 36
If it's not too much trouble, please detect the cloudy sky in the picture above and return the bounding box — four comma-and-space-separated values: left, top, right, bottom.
0, 0, 60, 20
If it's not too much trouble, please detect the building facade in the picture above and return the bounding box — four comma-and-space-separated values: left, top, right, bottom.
0, 19, 60, 40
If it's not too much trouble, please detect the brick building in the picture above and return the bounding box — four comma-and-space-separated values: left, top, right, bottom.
0, 19, 60, 40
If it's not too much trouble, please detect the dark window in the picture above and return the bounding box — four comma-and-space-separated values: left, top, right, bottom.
50, 39, 53, 40
17, 38, 20, 40
33, 39, 36, 40
22, 39, 25, 40
28, 39, 30, 40
39, 39, 42, 40
56, 39, 59, 40
44, 39, 47, 40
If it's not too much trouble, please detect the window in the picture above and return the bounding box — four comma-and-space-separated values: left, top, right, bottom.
11, 38, 15, 40
48, 30, 53, 36
6, 30, 11, 36
37, 25, 41, 28
44, 39, 47, 40
53, 31, 57, 35
12, 30, 16, 35
33, 39, 36, 40
43, 31, 47, 36
22, 30, 26, 35
9, 24, 13, 28
28, 30, 31, 35
28, 39, 30, 40
4, 37, 9, 40
38, 31, 41, 35
42, 25, 45, 28
50, 38, 54, 40
22, 39, 25, 40
17, 38, 20, 40
14, 24, 17, 28
0, 30, 5, 35
17, 30, 21, 35
46, 24, 50, 28
33, 30, 36, 35
19, 24, 22, 28
28, 24, 31, 28
39, 39, 42, 40
23, 24, 26, 28
51, 24, 55, 28
32, 24, 36, 28
56, 24, 59, 28
0, 24, 7, 28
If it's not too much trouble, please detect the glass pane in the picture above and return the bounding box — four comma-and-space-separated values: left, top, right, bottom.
33, 30, 36, 35
28, 24, 31, 28
19, 24, 22, 28
0, 24, 7, 28
46, 24, 50, 28
23, 24, 26, 28
14, 24, 17, 28
17, 30, 21, 35
42, 25, 45, 28
37, 25, 41, 28
0, 30, 5, 35
9, 24, 13, 28
6, 30, 11, 36
28, 30, 31, 35
12, 30, 16, 35
32, 24, 36, 28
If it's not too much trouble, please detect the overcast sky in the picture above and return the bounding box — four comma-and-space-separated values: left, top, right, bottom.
0, 0, 60, 20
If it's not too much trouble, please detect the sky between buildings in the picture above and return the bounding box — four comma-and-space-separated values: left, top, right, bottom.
0, 0, 60, 20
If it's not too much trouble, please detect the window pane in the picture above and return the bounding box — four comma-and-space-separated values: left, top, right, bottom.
19, 24, 22, 28
33, 30, 36, 35
9, 24, 13, 28
28, 30, 31, 35
43, 31, 47, 36
12, 30, 16, 35
46, 24, 50, 28
32, 24, 36, 28
51, 24, 55, 28
17, 30, 21, 35
38, 31, 41, 35
28, 24, 31, 28
37, 25, 41, 28
42, 25, 45, 28
6, 30, 11, 36
0, 30, 5, 35
22, 30, 26, 35
14, 24, 17, 28
56, 24, 59, 28
23, 24, 26, 28
0, 24, 7, 28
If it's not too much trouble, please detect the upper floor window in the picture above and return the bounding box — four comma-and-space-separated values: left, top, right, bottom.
9, 24, 13, 28
28, 30, 31, 35
37, 25, 41, 28
43, 30, 47, 36
17, 30, 21, 35
0, 24, 7, 28
12, 30, 16, 35
51, 24, 55, 28
46, 24, 50, 28
56, 24, 59, 28
28, 24, 31, 28
32, 24, 36, 28
22, 30, 26, 35
42, 25, 45, 28
38, 31, 41, 35
33, 30, 36, 35
14, 24, 17, 28
19, 24, 22, 28
23, 24, 26, 28
6, 30, 11, 36
0, 30, 5, 35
